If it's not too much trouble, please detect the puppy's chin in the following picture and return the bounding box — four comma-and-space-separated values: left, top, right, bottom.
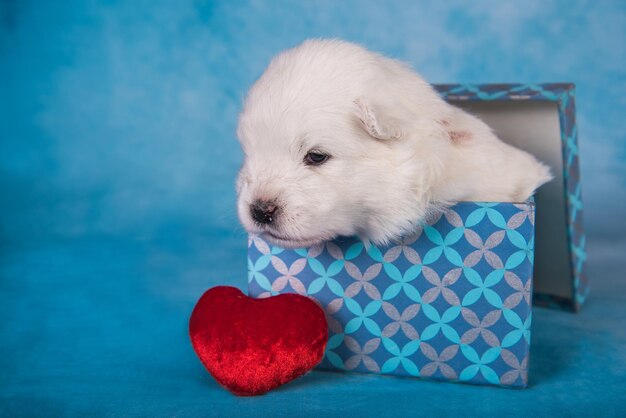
259, 230, 329, 249
261, 233, 322, 249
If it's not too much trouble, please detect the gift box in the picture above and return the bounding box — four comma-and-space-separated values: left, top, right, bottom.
248, 201, 535, 388
435, 83, 587, 311
247, 83, 586, 388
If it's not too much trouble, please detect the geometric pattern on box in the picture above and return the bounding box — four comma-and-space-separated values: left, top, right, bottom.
248, 201, 535, 388
436, 83, 587, 311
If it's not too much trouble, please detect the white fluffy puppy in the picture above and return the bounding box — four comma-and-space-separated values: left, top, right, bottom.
236, 39, 551, 248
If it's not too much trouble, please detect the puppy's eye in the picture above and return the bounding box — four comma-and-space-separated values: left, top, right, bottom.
304, 151, 330, 166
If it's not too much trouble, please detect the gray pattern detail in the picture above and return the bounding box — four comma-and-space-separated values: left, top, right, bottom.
381, 302, 421, 339
460, 308, 502, 347
344, 337, 381, 372
421, 267, 462, 305
420, 343, 459, 379
344, 262, 383, 299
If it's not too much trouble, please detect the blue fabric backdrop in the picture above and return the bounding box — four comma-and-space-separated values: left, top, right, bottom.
1, 1, 625, 416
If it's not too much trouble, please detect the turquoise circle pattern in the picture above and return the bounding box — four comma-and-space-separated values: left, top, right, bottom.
248, 201, 535, 388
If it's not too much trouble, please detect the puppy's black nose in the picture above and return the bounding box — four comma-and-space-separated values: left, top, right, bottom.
251, 201, 277, 225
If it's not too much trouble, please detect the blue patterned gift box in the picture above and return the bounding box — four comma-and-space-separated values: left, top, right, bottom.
248, 201, 535, 388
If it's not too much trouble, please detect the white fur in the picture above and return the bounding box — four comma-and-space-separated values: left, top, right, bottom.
236, 39, 552, 248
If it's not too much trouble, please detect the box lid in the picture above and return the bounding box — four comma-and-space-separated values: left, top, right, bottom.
435, 84, 587, 311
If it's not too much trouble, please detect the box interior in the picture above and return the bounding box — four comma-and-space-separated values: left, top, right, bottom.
449, 100, 572, 299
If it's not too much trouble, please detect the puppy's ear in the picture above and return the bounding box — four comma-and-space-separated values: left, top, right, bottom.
354, 98, 402, 140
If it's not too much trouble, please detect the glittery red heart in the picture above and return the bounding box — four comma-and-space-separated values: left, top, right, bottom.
189, 286, 328, 396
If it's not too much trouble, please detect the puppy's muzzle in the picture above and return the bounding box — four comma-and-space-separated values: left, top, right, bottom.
251, 200, 277, 225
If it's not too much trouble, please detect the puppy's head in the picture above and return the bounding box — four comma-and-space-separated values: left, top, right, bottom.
236, 40, 448, 248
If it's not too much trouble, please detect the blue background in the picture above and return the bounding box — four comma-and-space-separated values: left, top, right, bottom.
1, 1, 625, 416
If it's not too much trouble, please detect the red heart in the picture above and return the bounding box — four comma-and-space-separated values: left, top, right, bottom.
189, 286, 328, 396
